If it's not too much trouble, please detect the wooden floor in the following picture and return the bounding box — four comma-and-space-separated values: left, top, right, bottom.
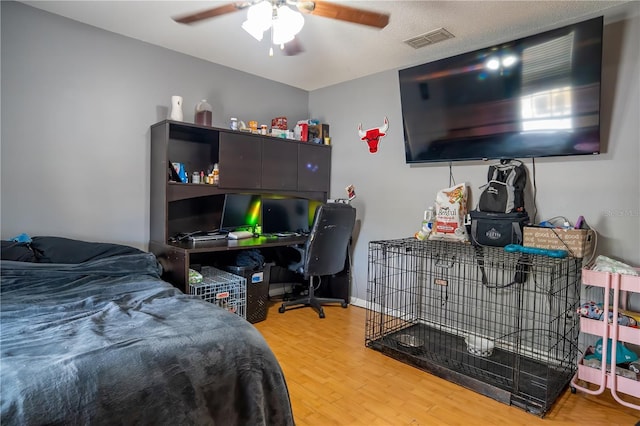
254, 302, 640, 426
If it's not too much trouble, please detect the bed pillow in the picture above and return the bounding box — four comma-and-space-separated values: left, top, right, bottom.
30, 236, 144, 264
0, 241, 41, 262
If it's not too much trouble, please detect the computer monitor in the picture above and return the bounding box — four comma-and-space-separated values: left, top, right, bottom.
220, 194, 260, 232
261, 198, 310, 235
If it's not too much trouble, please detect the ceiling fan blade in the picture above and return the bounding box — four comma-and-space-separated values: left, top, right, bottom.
173, 2, 249, 25
283, 36, 305, 56
296, 1, 389, 29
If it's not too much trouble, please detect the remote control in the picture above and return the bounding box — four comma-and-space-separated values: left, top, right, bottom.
504, 244, 568, 258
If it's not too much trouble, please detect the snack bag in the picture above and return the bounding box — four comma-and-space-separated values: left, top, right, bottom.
429, 183, 469, 242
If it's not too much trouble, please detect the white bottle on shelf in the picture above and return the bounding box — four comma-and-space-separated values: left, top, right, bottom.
212, 163, 219, 185
416, 206, 435, 240
170, 95, 183, 121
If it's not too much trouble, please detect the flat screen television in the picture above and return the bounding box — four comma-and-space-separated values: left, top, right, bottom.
399, 16, 603, 163
261, 198, 310, 235
220, 194, 260, 232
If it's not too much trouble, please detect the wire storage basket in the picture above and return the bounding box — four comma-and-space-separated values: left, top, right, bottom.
190, 266, 247, 319
365, 238, 581, 417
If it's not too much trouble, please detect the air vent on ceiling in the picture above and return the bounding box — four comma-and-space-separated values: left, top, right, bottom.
404, 28, 455, 49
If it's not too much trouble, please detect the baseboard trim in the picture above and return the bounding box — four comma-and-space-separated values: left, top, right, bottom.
270, 287, 366, 308
350, 297, 367, 308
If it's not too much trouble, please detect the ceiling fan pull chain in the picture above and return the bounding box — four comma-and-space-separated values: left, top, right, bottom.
269, 26, 274, 57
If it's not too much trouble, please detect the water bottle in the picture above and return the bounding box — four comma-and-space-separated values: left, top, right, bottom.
416, 206, 435, 240
425, 206, 435, 226
212, 163, 219, 185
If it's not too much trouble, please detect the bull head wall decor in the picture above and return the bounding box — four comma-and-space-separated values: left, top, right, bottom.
358, 117, 389, 153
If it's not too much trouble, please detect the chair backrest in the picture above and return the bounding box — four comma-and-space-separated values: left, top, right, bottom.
303, 203, 356, 278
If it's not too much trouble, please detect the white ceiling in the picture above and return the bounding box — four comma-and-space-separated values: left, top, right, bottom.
21, 1, 637, 91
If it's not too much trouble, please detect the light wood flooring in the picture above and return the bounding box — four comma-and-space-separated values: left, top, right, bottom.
254, 302, 640, 426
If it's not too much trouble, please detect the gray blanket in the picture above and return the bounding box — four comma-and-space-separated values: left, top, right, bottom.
0, 253, 294, 425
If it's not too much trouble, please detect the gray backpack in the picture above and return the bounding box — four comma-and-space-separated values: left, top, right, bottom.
477, 160, 527, 214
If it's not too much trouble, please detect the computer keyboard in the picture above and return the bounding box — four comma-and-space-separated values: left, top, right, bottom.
189, 233, 227, 242
274, 232, 300, 237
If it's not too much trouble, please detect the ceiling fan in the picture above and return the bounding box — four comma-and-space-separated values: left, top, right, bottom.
173, 1, 390, 56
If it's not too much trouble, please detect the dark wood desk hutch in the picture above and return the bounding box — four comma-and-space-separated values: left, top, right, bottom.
149, 120, 344, 302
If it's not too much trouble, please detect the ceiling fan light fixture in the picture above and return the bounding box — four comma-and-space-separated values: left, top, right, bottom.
242, 1, 272, 40
272, 6, 304, 45
272, 24, 293, 45
242, 1, 304, 47
242, 20, 266, 41
278, 5, 305, 33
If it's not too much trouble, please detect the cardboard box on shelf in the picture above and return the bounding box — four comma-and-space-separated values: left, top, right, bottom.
523, 226, 595, 258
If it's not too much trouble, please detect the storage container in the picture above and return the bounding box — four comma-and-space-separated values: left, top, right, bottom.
190, 267, 246, 319
523, 226, 594, 258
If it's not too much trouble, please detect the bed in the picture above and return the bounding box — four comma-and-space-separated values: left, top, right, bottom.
0, 236, 294, 425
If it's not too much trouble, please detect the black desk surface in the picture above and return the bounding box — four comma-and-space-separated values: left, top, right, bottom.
164, 235, 307, 253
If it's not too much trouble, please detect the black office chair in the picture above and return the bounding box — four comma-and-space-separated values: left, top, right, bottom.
278, 202, 356, 318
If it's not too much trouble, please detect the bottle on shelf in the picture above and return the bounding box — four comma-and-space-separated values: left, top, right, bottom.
213, 163, 219, 185
194, 100, 213, 126
416, 206, 435, 240
206, 165, 213, 184
170, 95, 183, 121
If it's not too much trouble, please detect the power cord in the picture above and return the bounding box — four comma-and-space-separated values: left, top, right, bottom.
531, 158, 538, 223
448, 162, 456, 187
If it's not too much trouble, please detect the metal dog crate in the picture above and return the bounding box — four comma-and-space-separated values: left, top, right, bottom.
190, 266, 247, 319
365, 239, 581, 416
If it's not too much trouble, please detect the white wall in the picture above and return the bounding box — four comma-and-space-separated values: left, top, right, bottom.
310, 9, 640, 303
0, 2, 309, 249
